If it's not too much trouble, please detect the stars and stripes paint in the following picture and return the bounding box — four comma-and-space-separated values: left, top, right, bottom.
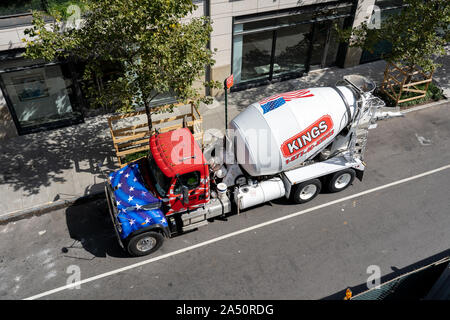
259, 89, 314, 114
108, 160, 168, 239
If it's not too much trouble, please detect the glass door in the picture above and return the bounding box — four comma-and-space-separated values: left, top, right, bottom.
308, 18, 346, 71
325, 18, 345, 67
309, 21, 331, 70
239, 31, 273, 83
272, 23, 311, 78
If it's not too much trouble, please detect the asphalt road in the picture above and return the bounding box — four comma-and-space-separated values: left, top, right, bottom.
0, 102, 449, 300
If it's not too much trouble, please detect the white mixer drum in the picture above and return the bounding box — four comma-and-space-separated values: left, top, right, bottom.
229, 86, 357, 176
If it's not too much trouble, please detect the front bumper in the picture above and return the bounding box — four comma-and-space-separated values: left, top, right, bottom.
105, 184, 125, 249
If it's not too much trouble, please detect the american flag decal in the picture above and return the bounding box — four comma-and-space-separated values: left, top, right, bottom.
260, 89, 314, 114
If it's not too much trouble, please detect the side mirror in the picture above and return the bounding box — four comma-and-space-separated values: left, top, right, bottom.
181, 186, 189, 205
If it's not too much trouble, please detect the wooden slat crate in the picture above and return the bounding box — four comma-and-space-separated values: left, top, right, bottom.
381, 62, 434, 106
108, 102, 204, 166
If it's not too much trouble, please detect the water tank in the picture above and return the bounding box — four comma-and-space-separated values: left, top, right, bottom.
229, 86, 357, 176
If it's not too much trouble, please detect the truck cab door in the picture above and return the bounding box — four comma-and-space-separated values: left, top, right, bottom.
170, 171, 203, 212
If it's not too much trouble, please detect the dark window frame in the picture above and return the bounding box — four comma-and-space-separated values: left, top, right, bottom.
0, 0, 46, 17
0, 51, 85, 135
230, 0, 357, 92
173, 171, 201, 195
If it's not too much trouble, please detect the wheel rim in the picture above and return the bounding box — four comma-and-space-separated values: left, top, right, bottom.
136, 236, 157, 252
335, 173, 352, 189
299, 184, 317, 200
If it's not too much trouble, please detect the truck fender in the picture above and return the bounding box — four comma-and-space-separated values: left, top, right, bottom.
125, 224, 171, 242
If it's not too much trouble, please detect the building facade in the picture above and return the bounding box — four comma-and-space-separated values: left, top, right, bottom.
0, 0, 402, 140
198, 0, 403, 92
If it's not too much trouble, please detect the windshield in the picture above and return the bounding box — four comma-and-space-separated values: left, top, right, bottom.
147, 154, 171, 197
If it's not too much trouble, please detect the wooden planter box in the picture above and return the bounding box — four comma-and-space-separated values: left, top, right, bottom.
381, 62, 434, 106
108, 102, 203, 167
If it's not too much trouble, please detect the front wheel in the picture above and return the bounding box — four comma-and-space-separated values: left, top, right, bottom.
126, 231, 164, 257
291, 179, 322, 204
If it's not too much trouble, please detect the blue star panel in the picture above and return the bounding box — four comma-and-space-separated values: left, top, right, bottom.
108, 161, 168, 239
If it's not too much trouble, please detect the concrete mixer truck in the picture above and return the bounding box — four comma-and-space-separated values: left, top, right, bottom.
105, 75, 385, 256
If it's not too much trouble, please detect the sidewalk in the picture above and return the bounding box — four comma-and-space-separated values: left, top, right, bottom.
0, 114, 117, 220
0, 57, 448, 221
201, 60, 390, 133
202, 52, 449, 132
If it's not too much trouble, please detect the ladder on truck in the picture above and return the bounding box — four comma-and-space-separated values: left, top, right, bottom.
340, 75, 385, 161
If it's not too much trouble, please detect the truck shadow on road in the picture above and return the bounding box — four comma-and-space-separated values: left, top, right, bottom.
64, 198, 128, 259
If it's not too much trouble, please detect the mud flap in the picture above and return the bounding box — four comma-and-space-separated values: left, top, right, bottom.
355, 169, 364, 181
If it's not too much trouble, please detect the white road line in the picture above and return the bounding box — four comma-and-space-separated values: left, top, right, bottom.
24, 163, 450, 300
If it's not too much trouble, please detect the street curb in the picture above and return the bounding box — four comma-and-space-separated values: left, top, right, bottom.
400, 98, 448, 114
0, 191, 105, 225
0, 98, 447, 226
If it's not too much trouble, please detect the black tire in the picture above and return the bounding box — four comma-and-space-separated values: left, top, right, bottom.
126, 231, 164, 257
327, 169, 356, 193
290, 179, 322, 204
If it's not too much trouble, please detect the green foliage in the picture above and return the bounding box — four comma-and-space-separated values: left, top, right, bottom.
376, 82, 444, 108
338, 0, 450, 72
123, 150, 149, 164
45, 0, 88, 19
23, 0, 221, 116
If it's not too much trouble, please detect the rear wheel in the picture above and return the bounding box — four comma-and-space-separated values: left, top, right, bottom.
291, 179, 322, 204
126, 231, 164, 257
327, 169, 356, 193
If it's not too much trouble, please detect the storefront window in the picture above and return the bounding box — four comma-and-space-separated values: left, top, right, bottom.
273, 24, 310, 77
0, 57, 84, 135
310, 18, 346, 70
309, 21, 330, 70
0, 0, 44, 16
149, 91, 177, 108
232, 2, 354, 88
325, 19, 345, 67
240, 31, 273, 83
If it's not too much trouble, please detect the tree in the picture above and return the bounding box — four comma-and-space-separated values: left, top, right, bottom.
338, 0, 450, 73
23, 0, 221, 130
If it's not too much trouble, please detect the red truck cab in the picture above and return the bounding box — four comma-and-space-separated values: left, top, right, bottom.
149, 128, 210, 215
105, 128, 211, 256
